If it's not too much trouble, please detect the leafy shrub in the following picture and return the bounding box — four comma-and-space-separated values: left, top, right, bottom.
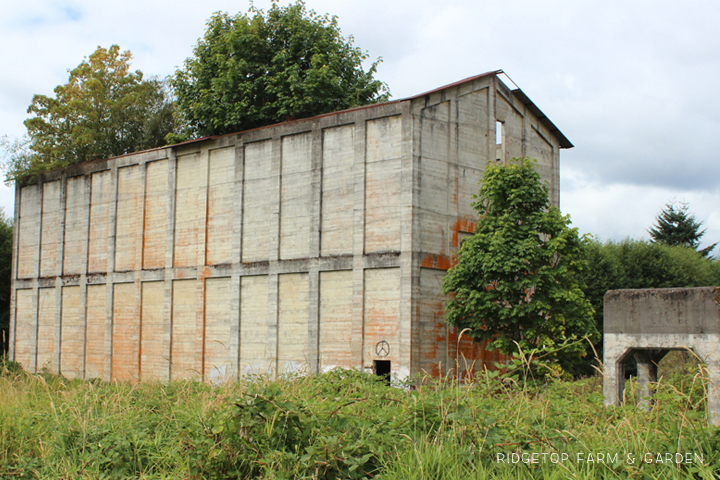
216, 370, 428, 479
1, 367, 719, 479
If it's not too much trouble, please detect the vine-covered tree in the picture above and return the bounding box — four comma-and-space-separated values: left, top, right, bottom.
172, 1, 389, 137
442, 158, 597, 368
648, 201, 717, 257
4, 45, 178, 182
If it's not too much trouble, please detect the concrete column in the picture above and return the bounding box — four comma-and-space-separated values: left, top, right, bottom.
266, 137, 282, 379
267, 272, 279, 377
695, 346, 720, 426
163, 150, 177, 381
398, 102, 414, 380
78, 174, 92, 378
706, 360, 720, 427
307, 123, 322, 373
351, 120, 366, 370
32, 181, 45, 374
634, 351, 657, 411
104, 165, 118, 381
52, 177, 67, 374
134, 162, 147, 380
487, 81, 495, 164
230, 142, 243, 380
603, 349, 624, 407
29, 288, 39, 373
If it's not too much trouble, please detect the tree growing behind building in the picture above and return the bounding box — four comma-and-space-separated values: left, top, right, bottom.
442, 158, 597, 372
3, 45, 178, 182
172, 1, 389, 138
580, 237, 720, 370
649, 201, 717, 257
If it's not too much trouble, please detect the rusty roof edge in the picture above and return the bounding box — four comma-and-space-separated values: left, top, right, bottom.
511, 88, 573, 149
14, 70, 572, 185
167, 98, 411, 148
168, 70, 506, 148
81, 70, 569, 151
404, 70, 503, 101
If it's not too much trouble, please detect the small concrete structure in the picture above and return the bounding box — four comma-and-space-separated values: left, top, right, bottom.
603, 287, 720, 425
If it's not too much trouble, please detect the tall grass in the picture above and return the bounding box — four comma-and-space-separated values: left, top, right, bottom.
1, 357, 718, 479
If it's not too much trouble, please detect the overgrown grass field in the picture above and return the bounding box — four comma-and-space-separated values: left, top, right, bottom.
1, 358, 719, 479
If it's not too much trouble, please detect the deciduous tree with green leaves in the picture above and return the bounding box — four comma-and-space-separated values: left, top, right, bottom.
442, 158, 597, 369
648, 201, 717, 257
580, 237, 720, 364
4, 45, 178, 182
172, 1, 389, 137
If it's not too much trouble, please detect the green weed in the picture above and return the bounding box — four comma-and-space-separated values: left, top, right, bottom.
0, 362, 718, 479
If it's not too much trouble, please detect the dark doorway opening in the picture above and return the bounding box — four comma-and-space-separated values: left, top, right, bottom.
374, 360, 391, 385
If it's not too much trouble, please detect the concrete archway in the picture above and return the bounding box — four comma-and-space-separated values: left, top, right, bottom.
603, 287, 720, 425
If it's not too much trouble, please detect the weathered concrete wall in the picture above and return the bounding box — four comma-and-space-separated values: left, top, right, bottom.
318, 270, 353, 371
9, 72, 567, 382
603, 287, 720, 425
411, 74, 561, 376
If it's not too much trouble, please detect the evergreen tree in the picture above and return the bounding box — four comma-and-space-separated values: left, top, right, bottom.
648, 201, 717, 257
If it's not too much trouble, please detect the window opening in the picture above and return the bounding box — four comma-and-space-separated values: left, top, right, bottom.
495, 120, 505, 163
458, 231, 473, 249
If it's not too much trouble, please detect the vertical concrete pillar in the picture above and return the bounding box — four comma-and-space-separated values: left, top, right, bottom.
52, 177, 67, 374
706, 360, 720, 427
267, 272, 279, 377
603, 352, 625, 407
134, 162, 148, 379
398, 102, 415, 381
634, 351, 657, 411
695, 347, 720, 427
104, 165, 118, 381
194, 149, 209, 381
33, 181, 44, 373
78, 174, 92, 378
307, 123, 322, 374
485, 78, 498, 162
163, 150, 177, 381
266, 137, 282, 378
230, 142, 244, 380
351, 120, 366, 370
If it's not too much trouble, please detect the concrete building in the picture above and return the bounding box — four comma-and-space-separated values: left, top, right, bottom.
603, 287, 720, 425
9, 70, 572, 382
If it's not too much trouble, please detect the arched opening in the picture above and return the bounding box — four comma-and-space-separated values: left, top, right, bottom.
616, 347, 707, 410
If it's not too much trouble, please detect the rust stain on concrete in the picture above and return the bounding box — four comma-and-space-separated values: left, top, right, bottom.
451, 218, 476, 248
421, 254, 452, 270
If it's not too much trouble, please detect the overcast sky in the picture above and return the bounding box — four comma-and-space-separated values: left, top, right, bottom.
2, 0, 719, 251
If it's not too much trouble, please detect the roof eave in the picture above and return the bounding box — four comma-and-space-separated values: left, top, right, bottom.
511, 88, 573, 149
